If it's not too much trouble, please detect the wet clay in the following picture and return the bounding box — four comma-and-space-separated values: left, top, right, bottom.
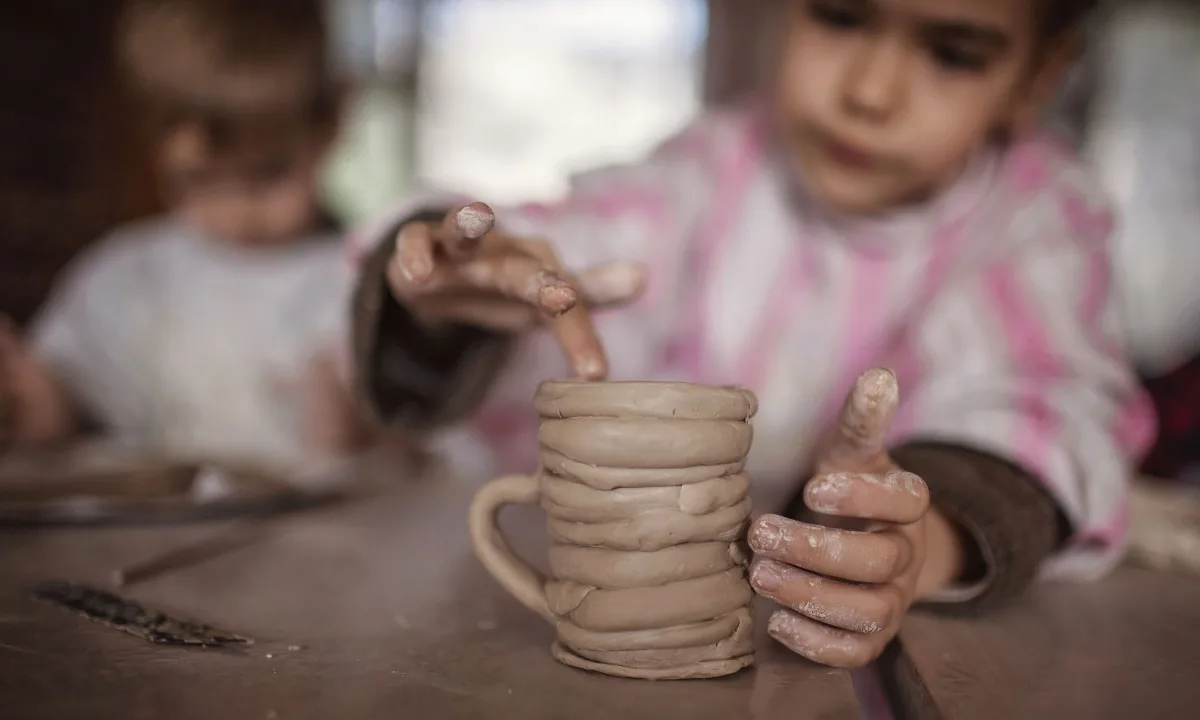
469, 380, 758, 680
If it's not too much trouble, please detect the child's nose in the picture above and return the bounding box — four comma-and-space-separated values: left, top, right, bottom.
840, 39, 907, 122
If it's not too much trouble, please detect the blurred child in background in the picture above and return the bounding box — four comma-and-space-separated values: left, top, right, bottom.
0, 0, 369, 471
346, 0, 1154, 667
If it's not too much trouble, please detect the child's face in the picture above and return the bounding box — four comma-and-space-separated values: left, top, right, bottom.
775, 0, 1056, 214
158, 126, 331, 247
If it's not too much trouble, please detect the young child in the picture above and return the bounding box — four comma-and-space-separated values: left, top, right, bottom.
346, 0, 1154, 667
0, 0, 368, 470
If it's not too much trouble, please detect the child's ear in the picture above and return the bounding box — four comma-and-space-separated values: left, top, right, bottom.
1005, 30, 1085, 136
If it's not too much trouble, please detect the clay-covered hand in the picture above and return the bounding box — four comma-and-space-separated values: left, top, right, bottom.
386, 202, 646, 380
0, 317, 74, 445
747, 368, 964, 668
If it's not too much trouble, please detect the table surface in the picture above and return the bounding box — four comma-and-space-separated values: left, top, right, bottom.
897, 564, 1200, 720
0, 459, 863, 720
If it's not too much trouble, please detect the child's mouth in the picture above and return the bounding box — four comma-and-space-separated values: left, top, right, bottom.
822, 135, 878, 170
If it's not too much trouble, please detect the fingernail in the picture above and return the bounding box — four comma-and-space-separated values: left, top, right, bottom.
890, 470, 926, 498
856, 367, 898, 405
456, 203, 494, 239
408, 258, 432, 283
768, 609, 799, 638
750, 518, 783, 552
538, 283, 577, 315
577, 356, 605, 380
750, 560, 781, 592
806, 474, 848, 513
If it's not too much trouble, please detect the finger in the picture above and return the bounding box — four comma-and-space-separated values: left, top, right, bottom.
415, 295, 539, 330
548, 304, 609, 380
419, 259, 644, 318
455, 255, 579, 315
478, 234, 586, 315
479, 239, 610, 377
452, 235, 604, 376
399, 251, 577, 315
749, 557, 901, 634
804, 471, 929, 524
390, 222, 437, 289
747, 514, 912, 584
574, 261, 647, 308
435, 202, 496, 260
767, 608, 887, 669
820, 367, 899, 473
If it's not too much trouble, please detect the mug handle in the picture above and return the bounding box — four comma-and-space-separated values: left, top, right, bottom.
467, 474, 554, 623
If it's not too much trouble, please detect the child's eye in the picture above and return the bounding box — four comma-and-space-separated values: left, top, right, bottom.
806, 0, 867, 30
928, 43, 989, 72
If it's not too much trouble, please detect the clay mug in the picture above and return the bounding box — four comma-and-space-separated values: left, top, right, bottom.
468, 380, 760, 679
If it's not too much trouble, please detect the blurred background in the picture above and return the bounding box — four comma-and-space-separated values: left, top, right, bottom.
1, 0, 1198, 476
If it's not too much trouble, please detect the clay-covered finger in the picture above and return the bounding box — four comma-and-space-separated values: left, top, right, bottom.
415, 295, 540, 330
435, 202, 496, 260
747, 514, 912, 584
548, 304, 609, 380
749, 557, 901, 635
455, 254, 578, 315
766, 608, 887, 669
819, 367, 899, 473
804, 471, 929, 524
390, 222, 437, 288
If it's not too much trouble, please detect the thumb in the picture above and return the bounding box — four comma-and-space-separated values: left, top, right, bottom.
818, 367, 899, 473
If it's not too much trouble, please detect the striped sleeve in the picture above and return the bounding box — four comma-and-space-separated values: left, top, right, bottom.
895, 148, 1156, 582
345, 113, 741, 471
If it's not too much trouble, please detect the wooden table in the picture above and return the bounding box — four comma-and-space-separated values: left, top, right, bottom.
0, 460, 863, 720
893, 565, 1200, 720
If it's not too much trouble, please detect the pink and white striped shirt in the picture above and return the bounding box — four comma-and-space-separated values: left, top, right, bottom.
348, 108, 1155, 580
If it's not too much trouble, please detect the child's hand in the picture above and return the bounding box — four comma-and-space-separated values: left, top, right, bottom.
747, 368, 963, 668
294, 350, 376, 456
386, 202, 646, 380
0, 317, 72, 445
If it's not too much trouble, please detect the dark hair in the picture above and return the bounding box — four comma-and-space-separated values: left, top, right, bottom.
1042, 0, 1097, 39
117, 0, 339, 158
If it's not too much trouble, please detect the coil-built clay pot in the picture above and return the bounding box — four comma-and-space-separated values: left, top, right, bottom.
468, 380, 757, 679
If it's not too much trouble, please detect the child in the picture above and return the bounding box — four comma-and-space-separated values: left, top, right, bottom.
0, 0, 368, 470
347, 0, 1154, 667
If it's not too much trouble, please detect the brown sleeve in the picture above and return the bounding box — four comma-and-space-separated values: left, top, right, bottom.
349, 209, 516, 430
891, 442, 1065, 615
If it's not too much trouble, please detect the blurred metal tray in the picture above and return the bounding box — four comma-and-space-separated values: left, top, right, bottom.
0, 449, 339, 526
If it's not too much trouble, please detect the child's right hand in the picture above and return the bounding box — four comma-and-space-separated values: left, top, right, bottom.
386, 202, 646, 380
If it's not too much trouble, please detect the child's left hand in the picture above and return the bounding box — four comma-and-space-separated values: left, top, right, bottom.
747, 368, 964, 668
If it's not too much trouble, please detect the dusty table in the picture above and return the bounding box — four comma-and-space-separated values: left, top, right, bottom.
894, 565, 1200, 720
0, 462, 863, 720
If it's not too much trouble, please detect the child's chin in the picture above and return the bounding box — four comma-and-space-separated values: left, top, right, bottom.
785, 156, 896, 216
225, 231, 305, 248
807, 177, 895, 217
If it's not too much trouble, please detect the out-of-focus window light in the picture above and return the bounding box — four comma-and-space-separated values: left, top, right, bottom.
417, 0, 708, 204
324, 0, 423, 224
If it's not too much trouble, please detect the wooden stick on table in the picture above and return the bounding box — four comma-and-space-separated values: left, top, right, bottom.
112, 524, 268, 588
